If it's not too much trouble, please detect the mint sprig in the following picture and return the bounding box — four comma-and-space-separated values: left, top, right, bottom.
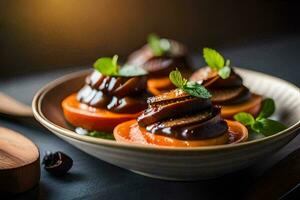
147, 34, 171, 56
252, 119, 287, 136
169, 68, 187, 88
183, 81, 212, 98
93, 55, 147, 76
233, 112, 255, 126
93, 55, 119, 76
234, 98, 286, 137
256, 98, 275, 120
169, 69, 212, 98
203, 48, 231, 79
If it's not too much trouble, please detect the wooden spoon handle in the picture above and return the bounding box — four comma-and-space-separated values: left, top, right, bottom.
0, 92, 33, 117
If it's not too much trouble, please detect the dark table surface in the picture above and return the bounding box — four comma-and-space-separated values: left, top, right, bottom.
1, 35, 300, 200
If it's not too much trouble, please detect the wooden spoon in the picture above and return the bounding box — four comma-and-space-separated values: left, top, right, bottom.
0, 92, 33, 117
0, 127, 40, 195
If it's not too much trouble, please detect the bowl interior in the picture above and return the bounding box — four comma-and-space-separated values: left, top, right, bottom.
36, 68, 300, 147
235, 68, 300, 126
38, 70, 89, 130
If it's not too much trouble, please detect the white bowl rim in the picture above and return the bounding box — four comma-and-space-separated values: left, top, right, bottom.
32, 68, 300, 152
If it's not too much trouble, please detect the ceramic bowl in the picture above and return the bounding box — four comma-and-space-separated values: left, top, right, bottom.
32, 68, 300, 180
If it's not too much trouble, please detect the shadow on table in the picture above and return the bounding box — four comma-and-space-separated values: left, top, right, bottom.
73, 166, 256, 200
4, 172, 88, 200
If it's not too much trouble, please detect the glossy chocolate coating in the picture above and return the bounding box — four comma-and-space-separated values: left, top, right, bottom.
77, 70, 148, 113
137, 89, 228, 140
146, 108, 228, 140
190, 67, 251, 105
211, 86, 251, 104
141, 56, 189, 77
137, 90, 211, 127
127, 39, 190, 77
206, 73, 243, 89
107, 96, 148, 113
147, 88, 190, 105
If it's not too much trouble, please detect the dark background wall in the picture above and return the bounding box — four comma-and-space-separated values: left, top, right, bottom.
0, 0, 299, 76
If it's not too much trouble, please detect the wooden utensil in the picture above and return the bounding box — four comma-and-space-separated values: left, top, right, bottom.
0, 92, 33, 117
0, 92, 43, 128
0, 127, 40, 195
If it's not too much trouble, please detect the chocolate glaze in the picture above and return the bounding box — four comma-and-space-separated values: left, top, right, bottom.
77, 70, 148, 113
137, 89, 228, 140
138, 96, 211, 127
147, 88, 190, 105
211, 86, 251, 104
127, 39, 190, 77
190, 67, 251, 105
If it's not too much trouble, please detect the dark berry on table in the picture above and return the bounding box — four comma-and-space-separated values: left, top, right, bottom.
42, 151, 73, 176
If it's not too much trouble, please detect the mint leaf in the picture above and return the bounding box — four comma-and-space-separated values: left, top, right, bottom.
251, 120, 264, 132
147, 34, 170, 56
93, 55, 147, 77
203, 48, 225, 70
234, 112, 255, 126
183, 81, 212, 98
148, 34, 164, 56
255, 118, 287, 136
234, 103, 286, 138
218, 66, 231, 79
257, 98, 275, 120
203, 48, 231, 79
112, 55, 118, 66
169, 69, 211, 98
119, 64, 147, 77
93, 55, 119, 76
169, 68, 187, 88
88, 131, 115, 140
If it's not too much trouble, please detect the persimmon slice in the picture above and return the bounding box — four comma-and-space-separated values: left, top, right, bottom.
114, 119, 248, 147
147, 77, 175, 96
62, 94, 140, 132
221, 94, 262, 119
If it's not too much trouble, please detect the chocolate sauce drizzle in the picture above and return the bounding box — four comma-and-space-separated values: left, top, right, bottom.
126, 39, 190, 77
190, 67, 251, 105
77, 70, 148, 113
137, 89, 228, 140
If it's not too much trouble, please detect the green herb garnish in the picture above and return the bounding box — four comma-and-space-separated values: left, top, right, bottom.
169, 68, 187, 88
88, 131, 115, 140
256, 97, 275, 120
147, 34, 171, 56
169, 69, 212, 98
93, 55, 119, 76
203, 48, 231, 79
234, 98, 287, 136
93, 55, 147, 76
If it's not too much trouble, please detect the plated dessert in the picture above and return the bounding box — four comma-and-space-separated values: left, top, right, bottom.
127, 34, 191, 95
114, 70, 248, 147
34, 57, 299, 179
61, 46, 287, 145
62, 55, 149, 133
190, 48, 263, 119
